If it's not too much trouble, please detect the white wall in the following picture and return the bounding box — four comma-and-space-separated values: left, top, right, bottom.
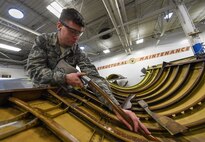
93, 29, 205, 86
0, 65, 27, 78
1, 27, 205, 84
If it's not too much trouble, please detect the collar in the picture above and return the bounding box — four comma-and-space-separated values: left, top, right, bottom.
50, 32, 58, 46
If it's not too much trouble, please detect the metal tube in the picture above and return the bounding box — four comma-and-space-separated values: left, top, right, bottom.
80, 5, 174, 44
114, 0, 130, 47
101, 0, 127, 51
0, 16, 40, 36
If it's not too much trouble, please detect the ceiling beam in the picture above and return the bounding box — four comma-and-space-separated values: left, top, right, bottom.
101, 0, 129, 53
113, 0, 130, 48
0, 16, 40, 36
79, 5, 174, 44
0, 58, 25, 65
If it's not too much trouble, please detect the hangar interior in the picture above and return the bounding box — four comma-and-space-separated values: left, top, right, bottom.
0, 0, 205, 142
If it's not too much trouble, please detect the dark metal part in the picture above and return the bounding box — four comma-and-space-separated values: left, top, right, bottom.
138, 100, 188, 135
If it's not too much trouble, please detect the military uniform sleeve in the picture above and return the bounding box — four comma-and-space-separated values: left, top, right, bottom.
77, 50, 120, 110
27, 35, 65, 86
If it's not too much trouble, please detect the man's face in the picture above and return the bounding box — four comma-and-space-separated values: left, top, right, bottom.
57, 20, 84, 47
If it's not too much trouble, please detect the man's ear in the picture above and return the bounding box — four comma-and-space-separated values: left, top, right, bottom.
57, 21, 62, 31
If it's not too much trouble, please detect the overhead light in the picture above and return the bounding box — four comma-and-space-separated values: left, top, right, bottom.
47, 2, 63, 18
8, 8, 24, 19
0, 43, 21, 52
164, 12, 173, 20
80, 46, 85, 50
136, 39, 144, 44
103, 49, 110, 54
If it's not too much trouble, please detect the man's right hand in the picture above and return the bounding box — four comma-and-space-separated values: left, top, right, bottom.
65, 72, 86, 88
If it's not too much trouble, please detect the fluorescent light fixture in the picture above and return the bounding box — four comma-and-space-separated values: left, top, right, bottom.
103, 49, 110, 54
8, 8, 24, 19
136, 38, 144, 44
0, 43, 21, 52
50, 2, 63, 13
164, 12, 173, 20
80, 46, 85, 50
47, 2, 63, 18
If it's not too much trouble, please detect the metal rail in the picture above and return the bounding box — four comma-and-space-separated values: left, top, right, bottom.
9, 97, 79, 142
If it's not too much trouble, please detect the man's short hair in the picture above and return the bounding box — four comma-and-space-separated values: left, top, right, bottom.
59, 8, 85, 27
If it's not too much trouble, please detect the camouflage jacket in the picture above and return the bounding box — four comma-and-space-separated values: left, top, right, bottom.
27, 32, 120, 109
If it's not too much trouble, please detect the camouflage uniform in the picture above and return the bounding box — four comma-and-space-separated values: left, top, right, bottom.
27, 32, 120, 109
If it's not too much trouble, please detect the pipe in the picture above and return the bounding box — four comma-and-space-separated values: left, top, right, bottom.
119, 0, 132, 46
0, 58, 25, 65
114, 0, 130, 47
0, 16, 41, 36
0, 52, 11, 59
155, 0, 168, 46
101, 0, 127, 51
80, 5, 174, 44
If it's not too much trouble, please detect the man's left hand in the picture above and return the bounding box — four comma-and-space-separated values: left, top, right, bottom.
114, 109, 151, 135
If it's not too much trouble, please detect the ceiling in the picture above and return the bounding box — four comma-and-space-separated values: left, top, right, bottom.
0, 0, 205, 65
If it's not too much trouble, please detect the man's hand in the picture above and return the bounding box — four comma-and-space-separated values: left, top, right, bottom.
65, 72, 86, 88
115, 109, 151, 135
